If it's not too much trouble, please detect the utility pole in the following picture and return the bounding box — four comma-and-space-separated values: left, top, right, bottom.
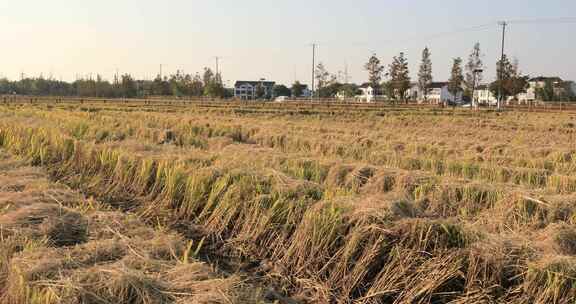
344, 62, 349, 84
215, 57, 220, 76
159, 64, 162, 79
497, 21, 507, 110
311, 43, 316, 101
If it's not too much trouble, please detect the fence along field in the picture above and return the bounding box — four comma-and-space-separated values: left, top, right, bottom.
1, 99, 576, 303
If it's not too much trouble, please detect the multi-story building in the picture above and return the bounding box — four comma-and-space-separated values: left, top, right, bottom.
514, 76, 562, 102
234, 80, 275, 100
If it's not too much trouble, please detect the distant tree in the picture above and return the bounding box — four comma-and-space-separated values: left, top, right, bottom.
560, 82, 576, 101
315, 63, 337, 98
315, 63, 331, 97
0, 78, 13, 94
490, 55, 514, 102
255, 80, 266, 99
0, 67, 229, 98
507, 59, 529, 101
152, 75, 170, 96
190, 73, 204, 97
388, 52, 410, 102
322, 81, 344, 98
94, 75, 114, 97
273, 84, 291, 97
447, 58, 464, 104
417, 47, 433, 102
291, 81, 305, 97
338, 83, 360, 98
169, 70, 185, 97
536, 80, 556, 101
489, 55, 529, 103
119, 74, 137, 98
465, 42, 483, 99
364, 53, 384, 94
509, 76, 530, 101
203, 68, 224, 98
202, 68, 215, 86
382, 81, 394, 100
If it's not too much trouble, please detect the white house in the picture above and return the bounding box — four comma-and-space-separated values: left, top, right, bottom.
516, 76, 566, 103
357, 86, 375, 103
419, 82, 462, 104
474, 85, 497, 105
473, 77, 576, 105
234, 80, 275, 100
407, 83, 419, 101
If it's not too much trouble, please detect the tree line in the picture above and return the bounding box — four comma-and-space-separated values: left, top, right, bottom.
0, 68, 227, 98
314, 43, 575, 103
360, 43, 534, 103
3, 49, 574, 102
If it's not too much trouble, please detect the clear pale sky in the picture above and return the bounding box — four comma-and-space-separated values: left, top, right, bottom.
1, 0, 575, 87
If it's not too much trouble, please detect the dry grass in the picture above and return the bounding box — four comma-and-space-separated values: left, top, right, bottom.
1, 101, 576, 303
0, 150, 257, 304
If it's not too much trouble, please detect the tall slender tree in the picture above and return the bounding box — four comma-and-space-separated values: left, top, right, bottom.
364, 53, 384, 94
465, 43, 483, 103
448, 58, 464, 104
417, 47, 433, 103
315, 63, 331, 97
388, 52, 410, 103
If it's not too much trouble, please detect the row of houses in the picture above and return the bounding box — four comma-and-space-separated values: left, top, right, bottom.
233, 77, 576, 103
357, 77, 576, 104
353, 82, 463, 104
472, 77, 576, 105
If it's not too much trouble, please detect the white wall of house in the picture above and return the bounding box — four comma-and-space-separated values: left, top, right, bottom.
474, 88, 497, 105
412, 84, 462, 104
517, 87, 536, 102
357, 87, 374, 103
422, 86, 462, 104
424, 88, 441, 103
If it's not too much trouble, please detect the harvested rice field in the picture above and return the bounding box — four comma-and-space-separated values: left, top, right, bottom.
0, 149, 266, 303
1, 100, 576, 303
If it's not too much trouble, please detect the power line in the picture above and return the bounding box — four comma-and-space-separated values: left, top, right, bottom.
507, 17, 576, 24
321, 17, 576, 49
344, 23, 497, 47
